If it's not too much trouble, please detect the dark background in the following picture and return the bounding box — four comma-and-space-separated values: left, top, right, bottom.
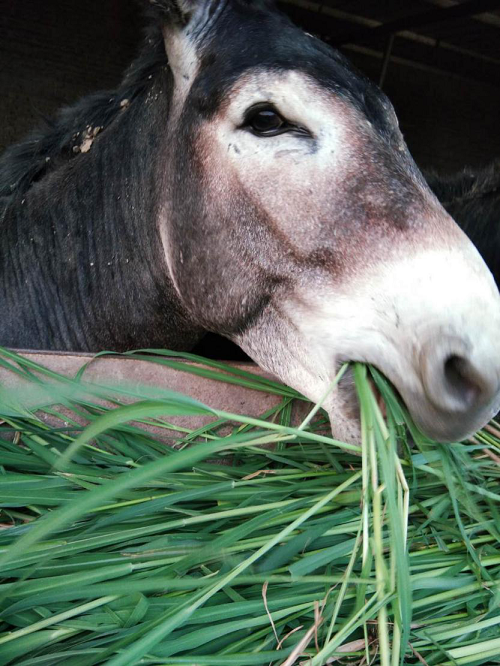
1, 0, 499, 173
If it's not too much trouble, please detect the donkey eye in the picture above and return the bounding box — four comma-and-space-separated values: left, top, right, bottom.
243, 105, 291, 136
241, 104, 311, 138
248, 108, 285, 135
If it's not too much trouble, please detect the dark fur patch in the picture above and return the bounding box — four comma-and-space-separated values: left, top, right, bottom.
0, 21, 205, 352
0, 24, 167, 200
426, 162, 500, 286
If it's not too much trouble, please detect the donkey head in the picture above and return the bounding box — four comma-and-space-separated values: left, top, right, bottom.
153, 0, 500, 442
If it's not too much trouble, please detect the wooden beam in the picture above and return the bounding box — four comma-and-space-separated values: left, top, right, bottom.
280, 2, 500, 87
327, 0, 500, 46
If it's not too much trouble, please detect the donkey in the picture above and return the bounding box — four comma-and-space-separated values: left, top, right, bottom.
427, 161, 500, 287
1, 0, 500, 444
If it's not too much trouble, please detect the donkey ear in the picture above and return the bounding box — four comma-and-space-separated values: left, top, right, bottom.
148, 0, 206, 26
148, 0, 213, 87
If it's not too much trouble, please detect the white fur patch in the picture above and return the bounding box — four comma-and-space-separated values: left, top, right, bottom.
219, 70, 349, 170
200, 70, 370, 255
162, 26, 200, 105
281, 242, 500, 441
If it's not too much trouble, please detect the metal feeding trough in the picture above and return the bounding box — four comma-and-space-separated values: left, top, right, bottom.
0, 351, 306, 444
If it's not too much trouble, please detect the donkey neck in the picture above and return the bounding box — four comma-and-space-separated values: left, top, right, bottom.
0, 56, 203, 352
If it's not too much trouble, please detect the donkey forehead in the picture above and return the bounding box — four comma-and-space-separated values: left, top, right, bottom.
208, 68, 389, 144
182, 4, 397, 137
188, 68, 415, 209
218, 69, 353, 122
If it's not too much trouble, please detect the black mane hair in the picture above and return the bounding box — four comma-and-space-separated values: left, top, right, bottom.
426, 161, 500, 286
426, 160, 500, 207
0, 12, 205, 353
0, 19, 167, 202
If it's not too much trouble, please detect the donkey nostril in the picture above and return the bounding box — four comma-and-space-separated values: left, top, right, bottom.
443, 355, 480, 409
420, 335, 498, 416
415, 334, 500, 441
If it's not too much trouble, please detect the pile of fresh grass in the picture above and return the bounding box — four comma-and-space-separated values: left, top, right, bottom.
0, 348, 499, 665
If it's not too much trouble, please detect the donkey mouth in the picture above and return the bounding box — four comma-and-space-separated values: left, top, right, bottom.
336, 366, 360, 421
335, 365, 387, 424
332, 359, 500, 445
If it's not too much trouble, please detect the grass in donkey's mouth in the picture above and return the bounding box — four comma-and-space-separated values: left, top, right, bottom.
0, 347, 499, 665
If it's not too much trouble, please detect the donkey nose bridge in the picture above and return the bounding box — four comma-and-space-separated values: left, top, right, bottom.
418, 332, 500, 417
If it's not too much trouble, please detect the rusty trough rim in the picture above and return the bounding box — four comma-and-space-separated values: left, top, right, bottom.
0, 348, 307, 444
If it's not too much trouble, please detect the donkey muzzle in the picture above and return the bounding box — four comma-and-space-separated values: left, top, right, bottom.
414, 332, 500, 441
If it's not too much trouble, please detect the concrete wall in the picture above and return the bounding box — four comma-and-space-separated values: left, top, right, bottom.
1, 0, 499, 173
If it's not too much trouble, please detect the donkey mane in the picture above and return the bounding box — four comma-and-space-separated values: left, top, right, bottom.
426, 160, 500, 207
426, 161, 500, 288
0, 15, 202, 353
0, 22, 168, 202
